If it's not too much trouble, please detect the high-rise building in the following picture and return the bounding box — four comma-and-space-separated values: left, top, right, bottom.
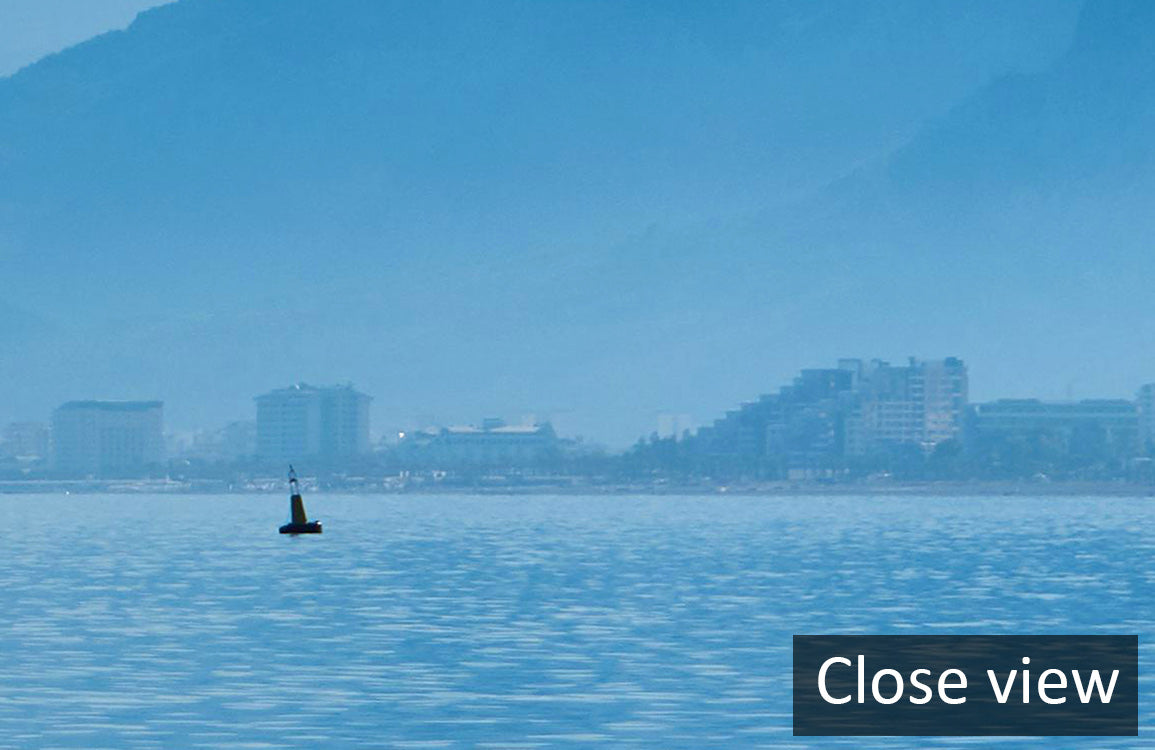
256, 383, 371, 461
256, 384, 322, 459
692, 366, 856, 476
52, 401, 165, 475
843, 357, 968, 455
318, 385, 373, 458
687, 356, 967, 477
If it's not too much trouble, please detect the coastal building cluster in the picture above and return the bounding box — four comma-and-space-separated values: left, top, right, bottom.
691, 358, 967, 473
3, 357, 1155, 484
644, 358, 1148, 481
0, 382, 562, 479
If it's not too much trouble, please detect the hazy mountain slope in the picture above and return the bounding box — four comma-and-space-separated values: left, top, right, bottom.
850, 0, 1155, 317
0, 0, 1090, 441
887, 0, 1155, 201
607, 0, 1155, 419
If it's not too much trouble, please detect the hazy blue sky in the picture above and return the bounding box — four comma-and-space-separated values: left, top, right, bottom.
0, 0, 169, 76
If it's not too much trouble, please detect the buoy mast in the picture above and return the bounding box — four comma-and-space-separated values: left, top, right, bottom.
279, 464, 322, 534
289, 465, 308, 524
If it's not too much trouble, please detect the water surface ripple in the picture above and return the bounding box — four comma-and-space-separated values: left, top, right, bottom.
0, 494, 1150, 748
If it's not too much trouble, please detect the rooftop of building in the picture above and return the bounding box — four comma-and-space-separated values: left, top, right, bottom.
405, 422, 556, 439
449, 424, 550, 435
255, 382, 371, 400
973, 398, 1137, 415
56, 400, 163, 412
977, 398, 1135, 407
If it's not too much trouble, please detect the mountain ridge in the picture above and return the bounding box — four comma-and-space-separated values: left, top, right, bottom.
9, 0, 1147, 444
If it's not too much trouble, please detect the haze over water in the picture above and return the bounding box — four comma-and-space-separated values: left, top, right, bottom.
0, 493, 1150, 748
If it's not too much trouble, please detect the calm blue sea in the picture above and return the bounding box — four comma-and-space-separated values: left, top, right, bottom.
0, 493, 1150, 748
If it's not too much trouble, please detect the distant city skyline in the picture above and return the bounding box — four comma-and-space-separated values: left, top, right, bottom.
6, 360, 1145, 449
6, 355, 1155, 471
5, 359, 1155, 481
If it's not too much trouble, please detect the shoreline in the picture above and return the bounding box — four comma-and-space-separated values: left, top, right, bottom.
1, 479, 1153, 497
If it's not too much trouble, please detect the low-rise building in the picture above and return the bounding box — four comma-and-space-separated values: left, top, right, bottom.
398, 419, 560, 469
969, 398, 1140, 470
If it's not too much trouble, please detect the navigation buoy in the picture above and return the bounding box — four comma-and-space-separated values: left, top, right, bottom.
279, 465, 322, 534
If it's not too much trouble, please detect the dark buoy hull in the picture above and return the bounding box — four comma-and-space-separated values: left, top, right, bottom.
279, 521, 322, 534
